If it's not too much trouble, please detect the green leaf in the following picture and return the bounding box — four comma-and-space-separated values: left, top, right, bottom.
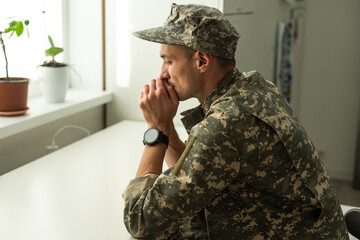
45, 47, 63, 57
4, 28, 13, 33
48, 35, 55, 47
9, 21, 17, 28
16, 21, 24, 36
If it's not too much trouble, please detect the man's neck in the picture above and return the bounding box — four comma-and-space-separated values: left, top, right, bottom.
197, 64, 235, 104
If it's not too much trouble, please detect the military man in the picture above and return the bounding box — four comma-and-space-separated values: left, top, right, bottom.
122, 3, 349, 239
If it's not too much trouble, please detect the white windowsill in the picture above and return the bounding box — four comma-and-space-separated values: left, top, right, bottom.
0, 89, 113, 139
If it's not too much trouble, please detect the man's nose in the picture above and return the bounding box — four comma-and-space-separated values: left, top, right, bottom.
160, 63, 170, 79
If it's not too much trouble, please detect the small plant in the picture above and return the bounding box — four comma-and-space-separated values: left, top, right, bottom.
43, 35, 66, 67
0, 18, 30, 80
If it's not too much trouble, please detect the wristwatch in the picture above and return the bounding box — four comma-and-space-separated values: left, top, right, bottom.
143, 128, 169, 148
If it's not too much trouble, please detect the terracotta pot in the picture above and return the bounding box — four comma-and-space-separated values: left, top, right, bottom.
0, 77, 29, 116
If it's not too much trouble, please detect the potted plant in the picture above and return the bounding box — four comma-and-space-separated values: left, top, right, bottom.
38, 35, 69, 103
0, 18, 30, 116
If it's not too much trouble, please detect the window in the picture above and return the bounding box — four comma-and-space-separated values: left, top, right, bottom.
0, 0, 63, 97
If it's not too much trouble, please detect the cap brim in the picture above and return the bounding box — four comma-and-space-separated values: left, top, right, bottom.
133, 27, 184, 46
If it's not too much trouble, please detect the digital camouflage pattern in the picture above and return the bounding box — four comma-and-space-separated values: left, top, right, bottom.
122, 68, 349, 239
133, 3, 240, 59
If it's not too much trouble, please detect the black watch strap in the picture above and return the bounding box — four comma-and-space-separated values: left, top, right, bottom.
158, 131, 169, 148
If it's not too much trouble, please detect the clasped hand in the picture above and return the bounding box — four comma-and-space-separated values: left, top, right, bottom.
139, 78, 179, 135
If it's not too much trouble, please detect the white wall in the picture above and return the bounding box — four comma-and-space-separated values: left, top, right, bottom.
298, 0, 360, 180
65, 0, 103, 91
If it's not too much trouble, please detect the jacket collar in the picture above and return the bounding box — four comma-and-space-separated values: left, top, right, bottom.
202, 67, 240, 114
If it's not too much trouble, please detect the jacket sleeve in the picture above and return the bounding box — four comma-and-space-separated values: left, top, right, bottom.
122, 174, 159, 203
122, 110, 240, 239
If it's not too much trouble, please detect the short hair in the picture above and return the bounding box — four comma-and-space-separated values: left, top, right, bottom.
179, 45, 196, 59
215, 56, 236, 69
179, 45, 235, 68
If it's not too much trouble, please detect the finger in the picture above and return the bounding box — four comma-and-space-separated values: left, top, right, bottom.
156, 78, 165, 91
157, 79, 170, 99
139, 91, 146, 109
149, 79, 156, 94
140, 86, 149, 108
143, 84, 150, 95
164, 80, 180, 103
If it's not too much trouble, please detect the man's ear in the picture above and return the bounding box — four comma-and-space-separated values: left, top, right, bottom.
195, 51, 212, 73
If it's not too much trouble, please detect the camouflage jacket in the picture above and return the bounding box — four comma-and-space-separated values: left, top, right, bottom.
122, 68, 348, 239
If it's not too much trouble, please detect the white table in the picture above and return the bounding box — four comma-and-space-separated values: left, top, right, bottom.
0, 120, 187, 240
0, 120, 357, 239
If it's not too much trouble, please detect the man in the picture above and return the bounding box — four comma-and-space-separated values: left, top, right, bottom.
122, 3, 349, 240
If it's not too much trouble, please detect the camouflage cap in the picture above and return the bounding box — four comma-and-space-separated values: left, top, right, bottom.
133, 3, 240, 59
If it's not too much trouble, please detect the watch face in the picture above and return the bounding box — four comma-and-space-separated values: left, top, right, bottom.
144, 128, 159, 143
